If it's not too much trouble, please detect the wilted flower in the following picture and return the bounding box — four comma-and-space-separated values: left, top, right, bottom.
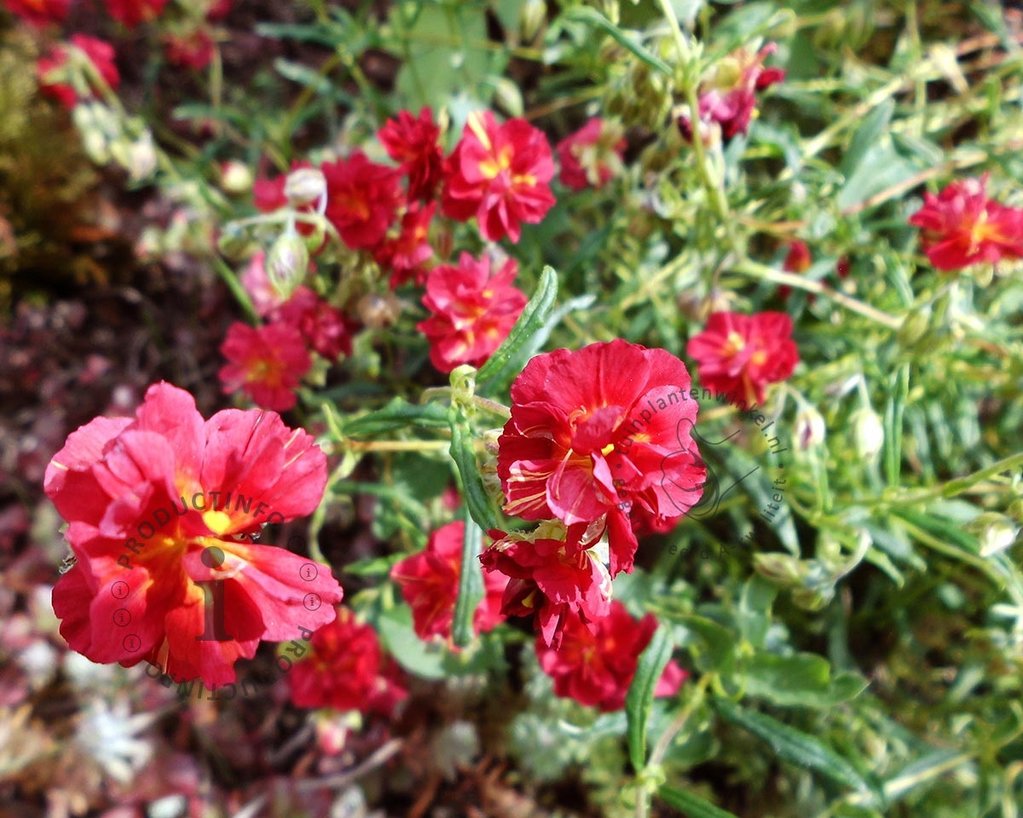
678, 43, 785, 141
908, 175, 1023, 271
480, 521, 612, 648
442, 110, 555, 242
556, 117, 626, 191
686, 311, 799, 410
218, 321, 311, 410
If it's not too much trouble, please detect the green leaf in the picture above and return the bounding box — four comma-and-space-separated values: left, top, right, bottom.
658, 785, 740, 818
451, 510, 485, 648
562, 7, 672, 75
675, 615, 736, 673
840, 98, 894, 178
448, 414, 500, 531
342, 398, 450, 438
625, 625, 675, 771
883, 365, 909, 486
374, 606, 448, 680
476, 265, 559, 395
836, 145, 919, 211
343, 553, 403, 577
714, 698, 874, 794
744, 652, 868, 708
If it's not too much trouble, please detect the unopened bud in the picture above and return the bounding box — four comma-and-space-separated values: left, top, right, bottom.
73, 102, 112, 164
220, 160, 253, 195
266, 232, 309, 298
284, 168, 326, 208
112, 131, 157, 183
851, 408, 884, 461
897, 307, 930, 347
793, 406, 826, 451
968, 513, 1019, 557
520, 0, 546, 41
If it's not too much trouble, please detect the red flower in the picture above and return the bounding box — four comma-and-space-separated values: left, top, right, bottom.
442, 111, 555, 243
783, 240, 812, 273
105, 0, 167, 27
219, 321, 311, 412
163, 30, 215, 70
45, 382, 343, 687
686, 311, 798, 410
908, 176, 1023, 271
556, 118, 626, 191
536, 601, 686, 712
374, 201, 436, 288
417, 252, 527, 373
276, 286, 355, 361
479, 522, 612, 648
497, 340, 706, 575
391, 520, 508, 641
289, 607, 406, 715
37, 35, 120, 109
322, 152, 402, 250
378, 107, 444, 202
4, 0, 69, 27
206, 0, 231, 20
679, 43, 785, 141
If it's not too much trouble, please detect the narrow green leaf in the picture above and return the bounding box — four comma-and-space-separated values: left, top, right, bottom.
714, 698, 873, 794
451, 510, 485, 648
626, 625, 674, 772
883, 365, 909, 486
563, 7, 672, 75
449, 417, 500, 532
476, 266, 559, 394
342, 398, 450, 438
840, 98, 893, 177
658, 784, 740, 818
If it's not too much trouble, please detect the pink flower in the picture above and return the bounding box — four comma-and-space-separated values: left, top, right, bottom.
378, 107, 444, 202
391, 520, 508, 641
442, 111, 556, 242
556, 118, 626, 191
686, 311, 799, 410
218, 322, 311, 411
374, 201, 436, 288
46, 382, 342, 687
37, 35, 120, 109
322, 152, 403, 250
536, 602, 686, 711
908, 175, 1023, 271
417, 252, 527, 373
276, 286, 356, 361
289, 607, 406, 715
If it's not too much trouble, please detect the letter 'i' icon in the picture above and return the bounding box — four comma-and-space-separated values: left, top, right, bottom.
196, 546, 232, 641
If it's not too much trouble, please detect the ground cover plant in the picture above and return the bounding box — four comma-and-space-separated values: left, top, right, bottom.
2, 0, 1023, 816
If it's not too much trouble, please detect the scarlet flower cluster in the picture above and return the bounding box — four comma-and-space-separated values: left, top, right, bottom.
37, 34, 120, 109
477, 340, 705, 708
556, 117, 626, 191
219, 279, 356, 412
908, 175, 1023, 271
45, 383, 344, 687
4, 0, 69, 27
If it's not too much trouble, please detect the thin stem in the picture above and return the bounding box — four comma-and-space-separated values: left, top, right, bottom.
732, 260, 903, 330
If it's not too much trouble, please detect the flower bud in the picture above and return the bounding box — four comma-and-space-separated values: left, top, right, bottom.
851, 407, 884, 461
266, 232, 309, 299
492, 77, 524, 118
968, 513, 1019, 557
794, 405, 826, 451
73, 102, 113, 164
520, 0, 546, 42
284, 167, 326, 208
897, 306, 930, 347
220, 160, 253, 195
116, 131, 157, 183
